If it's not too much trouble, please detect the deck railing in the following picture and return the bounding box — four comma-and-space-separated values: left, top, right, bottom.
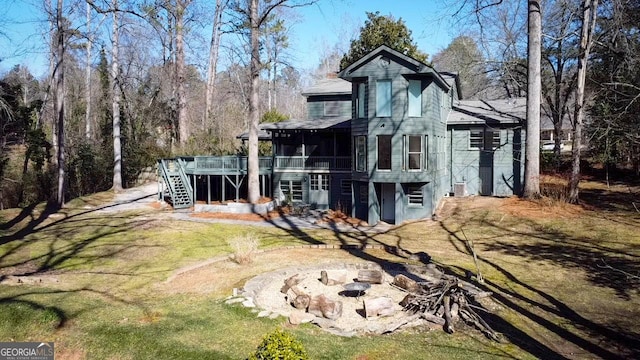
274, 156, 351, 171
176, 155, 351, 174
178, 156, 272, 174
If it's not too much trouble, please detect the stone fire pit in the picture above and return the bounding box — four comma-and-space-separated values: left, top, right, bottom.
238, 262, 429, 336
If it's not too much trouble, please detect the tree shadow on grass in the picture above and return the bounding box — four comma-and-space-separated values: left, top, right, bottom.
441, 219, 640, 360
254, 211, 569, 359
579, 186, 640, 214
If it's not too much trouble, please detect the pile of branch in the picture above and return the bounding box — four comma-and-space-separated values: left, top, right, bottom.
393, 270, 501, 341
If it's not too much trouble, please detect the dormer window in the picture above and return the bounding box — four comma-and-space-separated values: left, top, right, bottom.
376, 79, 392, 117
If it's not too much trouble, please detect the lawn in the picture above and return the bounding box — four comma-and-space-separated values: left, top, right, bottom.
0, 180, 638, 359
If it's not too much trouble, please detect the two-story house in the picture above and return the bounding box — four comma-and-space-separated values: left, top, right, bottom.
158, 45, 525, 225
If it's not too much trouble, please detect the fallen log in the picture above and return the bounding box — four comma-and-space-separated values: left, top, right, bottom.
357, 269, 383, 284
363, 297, 396, 318
392, 274, 421, 293
421, 312, 445, 325
443, 294, 455, 333
308, 294, 343, 320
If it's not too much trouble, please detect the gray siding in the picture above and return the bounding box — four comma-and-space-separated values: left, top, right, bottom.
449, 127, 524, 196
306, 94, 351, 120
346, 57, 451, 224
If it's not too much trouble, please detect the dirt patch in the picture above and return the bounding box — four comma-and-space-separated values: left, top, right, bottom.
499, 196, 584, 220
190, 211, 281, 222
162, 249, 393, 295
189, 208, 367, 225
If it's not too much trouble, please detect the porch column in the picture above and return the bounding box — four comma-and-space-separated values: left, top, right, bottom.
207, 175, 211, 204
193, 176, 197, 204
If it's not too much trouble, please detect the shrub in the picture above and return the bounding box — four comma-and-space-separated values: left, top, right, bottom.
228, 233, 259, 265
248, 328, 309, 360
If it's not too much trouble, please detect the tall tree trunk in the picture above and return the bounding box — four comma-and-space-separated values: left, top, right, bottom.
247, 0, 260, 204
176, 0, 190, 145
273, 50, 278, 110
204, 0, 225, 128
55, 0, 66, 207
524, 0, 542, 198
47, 0, 57, 156
85, 1, 92, 140
568, 0, 599, 203
111, 0, 123, 191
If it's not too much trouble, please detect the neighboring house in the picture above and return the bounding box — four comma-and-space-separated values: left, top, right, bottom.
158, 45, 526, 225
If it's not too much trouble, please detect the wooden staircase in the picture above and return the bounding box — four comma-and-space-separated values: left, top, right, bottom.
158, 159, 193, 209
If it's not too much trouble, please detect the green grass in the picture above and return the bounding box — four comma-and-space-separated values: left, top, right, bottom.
0, 183, 638, 359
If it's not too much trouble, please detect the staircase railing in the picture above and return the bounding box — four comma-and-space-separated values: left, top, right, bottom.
158, 158, 194, 208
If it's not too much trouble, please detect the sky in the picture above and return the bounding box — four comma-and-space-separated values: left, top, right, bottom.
290, 0, 457, 71
0, 0, 458, 78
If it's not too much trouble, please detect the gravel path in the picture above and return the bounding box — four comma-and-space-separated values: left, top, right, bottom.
94, 182, 160, 213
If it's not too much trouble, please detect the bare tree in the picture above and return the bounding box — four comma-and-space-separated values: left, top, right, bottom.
568, 0, 599, 203
233, 0, 317, 204
204, 0, 228, 128
541, 0, 580, 157
55, 0, 66, 207
431, 35, 489, 99
175, 0, 191, 145
111, 0, 123, 191
85, 1, 93, 140
523, 0, 542, 199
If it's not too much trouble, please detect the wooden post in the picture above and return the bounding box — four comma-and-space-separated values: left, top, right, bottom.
235, 174, 239, 201
222, 174, 226, 202
193, 175, 197, 204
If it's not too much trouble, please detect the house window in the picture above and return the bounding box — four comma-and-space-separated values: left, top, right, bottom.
406, 135, 423, 170
310, 174, 329, 191
408, 80, 421, 117
341, 179, 352, 195
357, 83, 366, 118
424, 135, 429, 170
377, 135, 392, 170
436, 136, 446, 170
469, 130, 483, 149
280, 180, 303, 202
376, 79, 391, 117
407, 185, 423, 206
491, 131, 501, 149
324, 101, 341, 117
469, 130, 501, 150
354, 136, 367, 172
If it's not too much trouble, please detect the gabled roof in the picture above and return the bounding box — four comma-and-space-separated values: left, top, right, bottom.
236, 129, 272, 141
261, 117, 351, 131
337, 45, 450, 91
449, 98, 525, 125
302, 78, 351, 97
439, 72, 464, 100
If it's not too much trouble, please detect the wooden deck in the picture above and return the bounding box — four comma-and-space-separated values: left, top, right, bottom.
176, 155, 351, 175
